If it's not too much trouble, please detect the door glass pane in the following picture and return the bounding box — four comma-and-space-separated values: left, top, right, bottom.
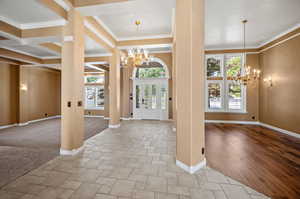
207, 57, 222, 77
136, 85, 140, 108
144, 85, 150, 109
208, 83, 222, 109
161, 86, 167, 110
226, 55, 242, 77
86, 87, 96, 108
96, 87, 104, 107
151, 85, 157, 109
228, 83, 242, 110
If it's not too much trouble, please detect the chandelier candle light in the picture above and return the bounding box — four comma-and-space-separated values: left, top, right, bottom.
233, 20, 261, 85
121, 20, 154, 67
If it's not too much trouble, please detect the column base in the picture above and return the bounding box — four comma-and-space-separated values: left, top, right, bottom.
109, 124, 121, 128
176, 158, 206, 174
60, 145, 85, 156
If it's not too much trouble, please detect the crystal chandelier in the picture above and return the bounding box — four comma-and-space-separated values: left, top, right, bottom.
233, 20, 261, 85
121, 20, 153, 67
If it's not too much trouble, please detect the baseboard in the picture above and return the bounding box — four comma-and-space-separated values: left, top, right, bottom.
104, 117, 110, 120
60, 144, 85, 156
176, 158, 206, 174
0, 123, 18, 129
172, 127, 176, 132
109, 124, 121, 128
259, 122, 300, 139
84, 115, 104, 118
121, 117, 132, 121
205, 120, 260, 125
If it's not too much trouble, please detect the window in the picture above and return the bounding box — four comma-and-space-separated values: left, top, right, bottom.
85, 86, 104, 110
205, 54, 246, 113
136, 67, 166, 78
85, 75, 104, 84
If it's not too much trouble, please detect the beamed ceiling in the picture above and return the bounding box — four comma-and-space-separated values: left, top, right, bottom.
0, 0, 300, 69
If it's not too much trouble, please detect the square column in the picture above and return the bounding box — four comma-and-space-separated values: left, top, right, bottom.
175, 0, 206, 173
109, 48, 121, 128
60, 9, 85, 155
104, 71, 110, 118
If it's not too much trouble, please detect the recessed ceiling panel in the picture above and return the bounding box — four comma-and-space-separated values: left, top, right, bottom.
78, 0, 175, 39
0, 0, 61, 25
6, 45, 57, 57
85, 36, 108, 55
205, 0, 300, 49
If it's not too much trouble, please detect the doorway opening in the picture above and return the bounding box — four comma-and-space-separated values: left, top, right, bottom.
132, 58, 170, 120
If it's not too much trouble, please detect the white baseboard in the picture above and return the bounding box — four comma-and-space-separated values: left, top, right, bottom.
84, 115, 104, 118
104, 117, 110, 120
109, 124, 121, 128
172, 127, 176, 132
0, 123, 18, 129
60, 144, 85, 156
205, 120, 260, 125
176, 158, 206, 174
259, 122, 300, 139
121, 117, 132, 121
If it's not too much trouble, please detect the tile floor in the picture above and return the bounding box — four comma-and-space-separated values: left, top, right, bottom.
0, 120, 270, 199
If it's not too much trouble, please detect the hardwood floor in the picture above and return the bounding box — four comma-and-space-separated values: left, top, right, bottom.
205, 123, 300, 199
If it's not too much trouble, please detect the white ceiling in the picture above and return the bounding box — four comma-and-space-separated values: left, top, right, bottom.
0, 0, 300, 58
0, 0, 62, 27
77, 0, 175, 40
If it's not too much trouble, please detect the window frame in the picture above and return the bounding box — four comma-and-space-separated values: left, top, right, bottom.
205, 53, 247, 113
84, 85, 105, 110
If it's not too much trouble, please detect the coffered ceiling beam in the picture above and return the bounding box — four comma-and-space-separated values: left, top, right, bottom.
0, 21, 22, 38
0, 57, 23, 65
0, 48, 43, 64
94, 64, 109, 71
72, 0, 129, 7
38, 0, 68, 20
85, 28, 113, 53
85, 16, 116, 47
42, 56, 110, 64
117, 37, 173, 48
22, 26, 63, 38
40, 43, 62, 54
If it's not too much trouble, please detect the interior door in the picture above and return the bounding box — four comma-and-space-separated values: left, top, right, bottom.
133, 79, 168, 120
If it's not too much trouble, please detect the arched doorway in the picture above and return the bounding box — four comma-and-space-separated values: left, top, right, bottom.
132, 58, 170, 120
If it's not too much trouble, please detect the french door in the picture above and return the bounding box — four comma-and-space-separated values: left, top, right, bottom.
133, 79, 168, 120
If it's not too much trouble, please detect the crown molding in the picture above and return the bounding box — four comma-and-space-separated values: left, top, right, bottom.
258, 23, 300, 48
54, 0, 71, 11
21, 20, 66, 29
118, 34, 172, 41
0, 46, 42, 59
0, 15, 21, 29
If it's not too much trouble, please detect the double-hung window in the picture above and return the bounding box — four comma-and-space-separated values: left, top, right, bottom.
205, 54, 246, 113
84, 75, 105, 110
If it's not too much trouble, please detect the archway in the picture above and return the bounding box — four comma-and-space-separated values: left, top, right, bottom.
132, 57, 170, 120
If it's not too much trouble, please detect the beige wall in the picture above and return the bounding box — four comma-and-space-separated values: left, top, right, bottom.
0, 65, 61, 126
259, 35, 300, 134
0, 63, 19, 126
205, 54, 260, 121
24, 67, 61, 121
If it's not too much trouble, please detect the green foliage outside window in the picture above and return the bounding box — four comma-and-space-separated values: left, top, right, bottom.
86, 76, 99, 83
229, 84, 241, 98
207, 58, 221, 77
137, 67, 166, 78
226, 56, 241, 77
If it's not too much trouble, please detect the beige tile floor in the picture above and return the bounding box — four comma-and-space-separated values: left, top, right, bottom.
0, 120, 270, 199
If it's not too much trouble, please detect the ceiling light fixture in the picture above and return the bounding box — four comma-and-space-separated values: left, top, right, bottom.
233, 20, 261, 86
121, 20, 153, 67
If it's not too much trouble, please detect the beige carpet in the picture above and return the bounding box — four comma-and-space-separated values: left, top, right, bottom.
0, 117, 108, 188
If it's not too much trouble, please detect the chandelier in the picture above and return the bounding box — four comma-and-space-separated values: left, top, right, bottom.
121, 20, 153, 67
233, 20, 261, 85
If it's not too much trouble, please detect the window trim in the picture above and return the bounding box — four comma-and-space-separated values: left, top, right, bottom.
205, 53, 247, 113
84, 85, 105, 110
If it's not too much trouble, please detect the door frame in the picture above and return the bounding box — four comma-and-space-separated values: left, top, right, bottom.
131, 57, 170, 121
